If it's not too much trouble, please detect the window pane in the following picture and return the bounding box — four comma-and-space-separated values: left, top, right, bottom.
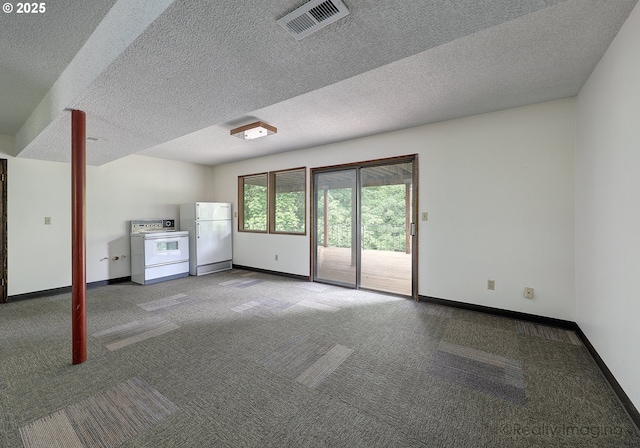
241, 174, 267, 232
273, 169, 305, 234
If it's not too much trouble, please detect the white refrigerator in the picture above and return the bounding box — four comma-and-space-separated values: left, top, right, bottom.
180, 202, 232, 276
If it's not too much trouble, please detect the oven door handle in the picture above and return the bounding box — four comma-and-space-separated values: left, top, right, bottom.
146, 259, 189, 268
143, 234, 183, 240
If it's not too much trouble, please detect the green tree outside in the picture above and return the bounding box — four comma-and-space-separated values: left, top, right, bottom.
317, 185, 408, 252
243, 184, 267, 231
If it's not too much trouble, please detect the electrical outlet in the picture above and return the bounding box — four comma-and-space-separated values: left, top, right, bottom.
487, 280, 495, 290
275, 254, 278, 261
524, 287, 534, 299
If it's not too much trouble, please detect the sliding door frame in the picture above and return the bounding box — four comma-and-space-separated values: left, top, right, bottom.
310, 154, 418, 299
0, 159, 5, 303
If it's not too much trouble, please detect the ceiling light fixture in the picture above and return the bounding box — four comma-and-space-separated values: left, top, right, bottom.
230, 121, 277, 141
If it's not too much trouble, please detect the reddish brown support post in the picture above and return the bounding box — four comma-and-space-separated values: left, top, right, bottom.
71, 110, 87, 365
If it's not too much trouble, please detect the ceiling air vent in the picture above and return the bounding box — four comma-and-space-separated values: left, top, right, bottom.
277, 0, 350, 40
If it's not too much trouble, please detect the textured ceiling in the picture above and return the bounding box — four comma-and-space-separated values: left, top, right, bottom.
0, 0, 118, 135
2, 0, 639, 166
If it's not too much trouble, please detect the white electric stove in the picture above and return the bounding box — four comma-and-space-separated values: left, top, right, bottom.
130, 219, 189, 285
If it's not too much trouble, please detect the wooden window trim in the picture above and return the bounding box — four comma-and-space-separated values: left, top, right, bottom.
238, 167, 307, 235
269, 167, 307, 236
238, 172, 268, 233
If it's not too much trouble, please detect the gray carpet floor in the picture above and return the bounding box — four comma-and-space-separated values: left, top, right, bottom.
1, 269, 638, 447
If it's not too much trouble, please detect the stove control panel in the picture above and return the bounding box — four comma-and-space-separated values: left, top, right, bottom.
130, 219, 176, 234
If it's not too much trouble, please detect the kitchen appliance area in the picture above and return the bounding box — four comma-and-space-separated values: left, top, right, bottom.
130, 203, 232, 285
180, 202, 233, 276
130, 219, 190, 285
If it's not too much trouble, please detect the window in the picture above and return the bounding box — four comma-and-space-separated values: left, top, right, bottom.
270, 168, 306, 234
238, 168, 306, 235
156, 241, 179, 251
238, 173, 268, 232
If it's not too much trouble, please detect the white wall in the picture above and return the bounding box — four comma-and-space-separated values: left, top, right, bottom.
212, 98, 576, 320
4, 153, 214, 296
0, 134, 12, 153
7, 156, 71, 295
575, 2, 640, 412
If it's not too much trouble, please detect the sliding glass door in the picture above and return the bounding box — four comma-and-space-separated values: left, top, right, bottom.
312, 157, 417, 297
360, 162, 413, 296
314, 169, 358, 288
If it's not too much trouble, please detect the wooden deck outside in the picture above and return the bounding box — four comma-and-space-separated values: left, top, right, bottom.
316, 246, 412, 296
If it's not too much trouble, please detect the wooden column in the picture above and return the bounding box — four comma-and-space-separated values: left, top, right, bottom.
71, 110, 87, 365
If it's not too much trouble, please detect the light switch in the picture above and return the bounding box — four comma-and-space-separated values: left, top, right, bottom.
422, 212, 428, 221
44, 217, 52, 225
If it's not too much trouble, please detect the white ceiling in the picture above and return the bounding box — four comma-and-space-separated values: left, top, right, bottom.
2, 0, 638, 167
0, 0, 118, 135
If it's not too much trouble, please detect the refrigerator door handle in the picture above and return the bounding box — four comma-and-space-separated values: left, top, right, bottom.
197, 222, 200, 238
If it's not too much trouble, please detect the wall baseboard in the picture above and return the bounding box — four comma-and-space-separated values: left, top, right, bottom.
418, 295, 578, 330
575, 328, 640, 436
7, 276, 131, 302
7, 266, 310, 301
419, 294, 639, 435
232, 264, 310, 281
